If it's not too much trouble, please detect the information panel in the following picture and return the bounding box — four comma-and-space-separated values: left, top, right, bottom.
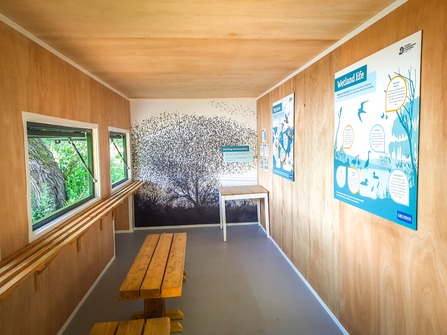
334, 31, 421, 230
273, 93, 295, 181
221, 146, 253, 163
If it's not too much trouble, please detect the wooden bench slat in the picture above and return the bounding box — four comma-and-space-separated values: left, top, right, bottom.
116, 319, 145, 335
119, 234, 161, 300
143, 317, 170, 335
0, 181, 145, 302
0, 181, 143, 278
161, 233, 187, 298
0, 181, 143, 276
140, 234, 174, 299
89, 321, 119, 335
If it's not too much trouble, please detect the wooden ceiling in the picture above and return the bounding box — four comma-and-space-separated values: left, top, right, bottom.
0, 0, 395, 99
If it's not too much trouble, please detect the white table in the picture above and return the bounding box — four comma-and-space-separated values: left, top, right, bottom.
218, 185, 270, 241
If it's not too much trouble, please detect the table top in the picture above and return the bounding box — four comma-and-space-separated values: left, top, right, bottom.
119, 233, 187, 300
218, 185, 268, 197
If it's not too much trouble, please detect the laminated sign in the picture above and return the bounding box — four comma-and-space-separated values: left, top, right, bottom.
333, 31, 422, 230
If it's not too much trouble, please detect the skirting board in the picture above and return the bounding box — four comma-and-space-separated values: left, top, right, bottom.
56, 256, 116, 335
133, 222, 259, 230
115, 229, 134, 234
259, 225, 350, 335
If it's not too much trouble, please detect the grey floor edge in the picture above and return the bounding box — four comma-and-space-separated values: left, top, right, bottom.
62, 225, 343, 335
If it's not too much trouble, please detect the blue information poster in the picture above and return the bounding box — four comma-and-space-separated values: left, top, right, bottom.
273, 93, 295, 181
334, 31, 421, 230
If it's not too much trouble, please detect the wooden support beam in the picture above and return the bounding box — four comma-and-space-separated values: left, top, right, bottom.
34, 251, 59, 292
144, 298, 165, 319
76, 238, 82, 252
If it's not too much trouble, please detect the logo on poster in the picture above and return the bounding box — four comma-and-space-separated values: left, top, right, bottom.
398, 42, 416, 55
397, 211, 412, 224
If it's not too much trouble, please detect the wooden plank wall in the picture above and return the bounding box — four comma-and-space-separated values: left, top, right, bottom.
0, 21, 130, 334
257, 0, 447, 334
115, 196, 132, 231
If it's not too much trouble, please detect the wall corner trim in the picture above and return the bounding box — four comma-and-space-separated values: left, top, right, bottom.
256, 0, 408, 100
0, 13, 129, 101
259, 226, 350, 335
56, 256, 116, 335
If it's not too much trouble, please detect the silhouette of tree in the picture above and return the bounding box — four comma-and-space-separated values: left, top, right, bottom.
132, 112, 257, 209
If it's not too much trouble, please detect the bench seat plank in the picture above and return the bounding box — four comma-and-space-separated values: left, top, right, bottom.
143, 317, 171, 335
89, 321, 119, 335
116, 319, 145, 335
119, 234, 161, 300
162, 233, 187, 298
140, 234, 173, 299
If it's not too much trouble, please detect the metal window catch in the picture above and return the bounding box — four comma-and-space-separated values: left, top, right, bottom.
111, 139, 130, 170
68, 138, 97, 183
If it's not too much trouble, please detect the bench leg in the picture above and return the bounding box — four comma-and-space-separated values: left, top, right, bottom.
144, 298, 165, 318
165, 309, 184, 320
170, 321, 183, 333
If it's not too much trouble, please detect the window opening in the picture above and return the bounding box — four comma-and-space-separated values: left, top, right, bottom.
109, 132, 129, 188
27, 122, 95, 231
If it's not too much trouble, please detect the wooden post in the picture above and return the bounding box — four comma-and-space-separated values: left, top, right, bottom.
144, 298, 165, 319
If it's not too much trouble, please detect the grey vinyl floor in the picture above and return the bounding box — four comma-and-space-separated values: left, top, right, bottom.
62, 225, 343, 335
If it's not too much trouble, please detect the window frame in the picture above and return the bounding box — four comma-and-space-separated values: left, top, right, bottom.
108, 126, 132, 191
23, 112, 102, 242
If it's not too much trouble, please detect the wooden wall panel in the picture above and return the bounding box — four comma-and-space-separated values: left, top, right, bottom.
115, 197, 131, 231
339, 0, 447, 334
258, 0, 447, 333
303, 50, 340, 316
257, 54, 340, 318
0, 21, 130, 335
292, 73, 311, 280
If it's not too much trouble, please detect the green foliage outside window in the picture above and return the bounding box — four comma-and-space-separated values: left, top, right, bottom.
28, 125, 94, 230
43, 139, 91, 205
110, 134, 128, 186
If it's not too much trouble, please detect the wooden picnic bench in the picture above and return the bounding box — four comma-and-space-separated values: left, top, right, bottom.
90, 317, 170, 335
119, 233, 187, 333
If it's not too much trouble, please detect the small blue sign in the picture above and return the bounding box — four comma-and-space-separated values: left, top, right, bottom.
397, 211, 412, 224
273, 103, 282, 114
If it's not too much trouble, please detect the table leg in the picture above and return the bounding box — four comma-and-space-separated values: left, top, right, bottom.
144, 298, 165, 318
264, 194, 270, 239
256, 198, 261, 226
219, 193, 223, 230
137, 299, 183, 332
220, 195, 227, 241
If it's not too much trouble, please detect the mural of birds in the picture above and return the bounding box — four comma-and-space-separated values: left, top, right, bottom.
360, 178, 369, 186
373, 172, 379, 179
357, 100, 369, 122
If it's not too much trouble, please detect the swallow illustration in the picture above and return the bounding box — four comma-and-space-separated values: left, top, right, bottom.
358, 100, 369, 122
